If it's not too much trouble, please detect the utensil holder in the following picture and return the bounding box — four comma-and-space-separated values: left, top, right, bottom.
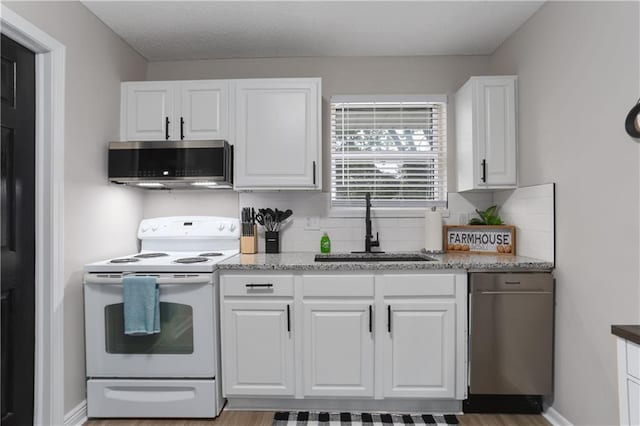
240, 225, 258, 254
265, 231, 280, 254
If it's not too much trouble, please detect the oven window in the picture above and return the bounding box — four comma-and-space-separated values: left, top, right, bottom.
104, 302, 194, 354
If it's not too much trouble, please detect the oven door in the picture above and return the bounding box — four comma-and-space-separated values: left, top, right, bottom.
84, 273, 216, 378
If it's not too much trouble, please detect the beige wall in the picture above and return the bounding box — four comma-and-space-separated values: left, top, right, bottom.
491, 2, 640, 424
144, 55, 491, 217
4, 1, 147, 413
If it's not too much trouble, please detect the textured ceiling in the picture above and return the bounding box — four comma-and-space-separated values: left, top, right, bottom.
83, 1, 544, 61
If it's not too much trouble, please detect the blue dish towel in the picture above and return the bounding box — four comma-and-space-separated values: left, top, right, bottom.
123, 275, 160, 335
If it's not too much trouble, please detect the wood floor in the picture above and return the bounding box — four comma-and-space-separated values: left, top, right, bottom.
86, 410, 550, 425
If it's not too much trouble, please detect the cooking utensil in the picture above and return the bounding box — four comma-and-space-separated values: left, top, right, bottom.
256, 207, 294, 232
281, 209, 293, 221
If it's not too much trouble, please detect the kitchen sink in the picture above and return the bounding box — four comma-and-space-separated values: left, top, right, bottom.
314, 253, 437, 262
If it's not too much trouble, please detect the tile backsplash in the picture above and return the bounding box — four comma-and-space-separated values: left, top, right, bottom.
239, 192, 493, 252
141, 183, 555, 261
493, 183, 555, 263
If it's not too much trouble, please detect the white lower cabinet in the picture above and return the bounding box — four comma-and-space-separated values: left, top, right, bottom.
222, 300, 294, 396
219, 271, 466, 402
616, 337, 640, 425
383, 301, 456, 398
303, 301, 374, 397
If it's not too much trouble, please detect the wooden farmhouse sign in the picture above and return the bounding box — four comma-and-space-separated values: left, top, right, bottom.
444, 225, 516, 255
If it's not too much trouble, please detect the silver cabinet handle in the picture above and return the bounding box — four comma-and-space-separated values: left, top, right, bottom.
479, 290, 552, 295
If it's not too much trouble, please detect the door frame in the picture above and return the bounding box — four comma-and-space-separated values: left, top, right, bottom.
1, 6, 65, 426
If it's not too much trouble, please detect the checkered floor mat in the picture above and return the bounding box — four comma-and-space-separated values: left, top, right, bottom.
273, 411, 459, 425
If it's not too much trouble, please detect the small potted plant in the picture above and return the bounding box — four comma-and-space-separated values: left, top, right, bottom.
468, 205, 504, 226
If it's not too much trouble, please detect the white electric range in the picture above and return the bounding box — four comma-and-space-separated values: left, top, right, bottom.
83, 216, 239, 419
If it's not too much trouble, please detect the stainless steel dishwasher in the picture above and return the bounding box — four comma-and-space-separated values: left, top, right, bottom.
465, 272, 554, 413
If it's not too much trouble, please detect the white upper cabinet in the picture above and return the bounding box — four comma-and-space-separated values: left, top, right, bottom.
121, 80, 229, 141
120, 78, 321, 190
233, 78, 322, 190
122, 82, 175, 141
455, 76, 517, 192
178, 81, 229, 140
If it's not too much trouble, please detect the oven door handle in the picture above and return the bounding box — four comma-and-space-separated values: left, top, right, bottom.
84, 273, 212, 285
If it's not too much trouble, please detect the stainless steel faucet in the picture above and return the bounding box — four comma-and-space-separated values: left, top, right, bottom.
364, 192, 380, 253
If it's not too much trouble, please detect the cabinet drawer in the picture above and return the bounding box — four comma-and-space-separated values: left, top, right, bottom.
303, 275, 374, 297
627, 340, 640, 380
87, 379, 217, 418
383, 274, 456, 297
223, 274, 294, 297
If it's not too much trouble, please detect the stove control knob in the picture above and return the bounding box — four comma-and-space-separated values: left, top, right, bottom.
151, 226, 159, 232
229, 223, 236, 232
141, 226, 149, 233
218, 223, 225, 231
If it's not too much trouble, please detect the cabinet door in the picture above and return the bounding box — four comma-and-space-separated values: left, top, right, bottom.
303, 302, 374, 397
383, 301, 456, 398
178, 81, 229, 140
475, 77, 517, 187
222, 301, 294, 396
628, 376, 640, 426
234, 78, 321, 189
123, 82, 175, 141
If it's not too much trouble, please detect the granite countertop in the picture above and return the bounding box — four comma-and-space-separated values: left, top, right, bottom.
217, 251, 554, 271
611, 325, 640, 346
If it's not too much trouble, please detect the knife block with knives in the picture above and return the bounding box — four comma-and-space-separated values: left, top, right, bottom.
240, 225, 258, 254
240, 207, 258, 254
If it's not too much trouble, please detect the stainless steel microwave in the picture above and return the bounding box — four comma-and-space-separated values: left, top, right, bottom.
108, 140, 233, 189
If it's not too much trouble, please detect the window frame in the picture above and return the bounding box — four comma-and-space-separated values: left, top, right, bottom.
329, 94, 448, 218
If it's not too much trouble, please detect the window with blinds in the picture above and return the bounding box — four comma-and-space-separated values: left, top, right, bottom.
330, 96, 447, 209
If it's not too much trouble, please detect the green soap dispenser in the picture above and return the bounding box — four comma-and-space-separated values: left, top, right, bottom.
320, 232, 331, 254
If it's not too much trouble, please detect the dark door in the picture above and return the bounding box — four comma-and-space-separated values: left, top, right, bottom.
1, 34, 36, 426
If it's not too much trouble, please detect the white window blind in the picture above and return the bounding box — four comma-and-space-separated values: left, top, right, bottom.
330, 96, 447, 208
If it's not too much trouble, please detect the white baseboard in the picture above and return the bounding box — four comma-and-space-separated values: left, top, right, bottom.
64, 400, 87, 426
543, 406, 573, 426
226, 397, 461, 414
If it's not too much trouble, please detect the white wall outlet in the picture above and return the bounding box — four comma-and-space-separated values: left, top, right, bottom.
305, 216, 321, 230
